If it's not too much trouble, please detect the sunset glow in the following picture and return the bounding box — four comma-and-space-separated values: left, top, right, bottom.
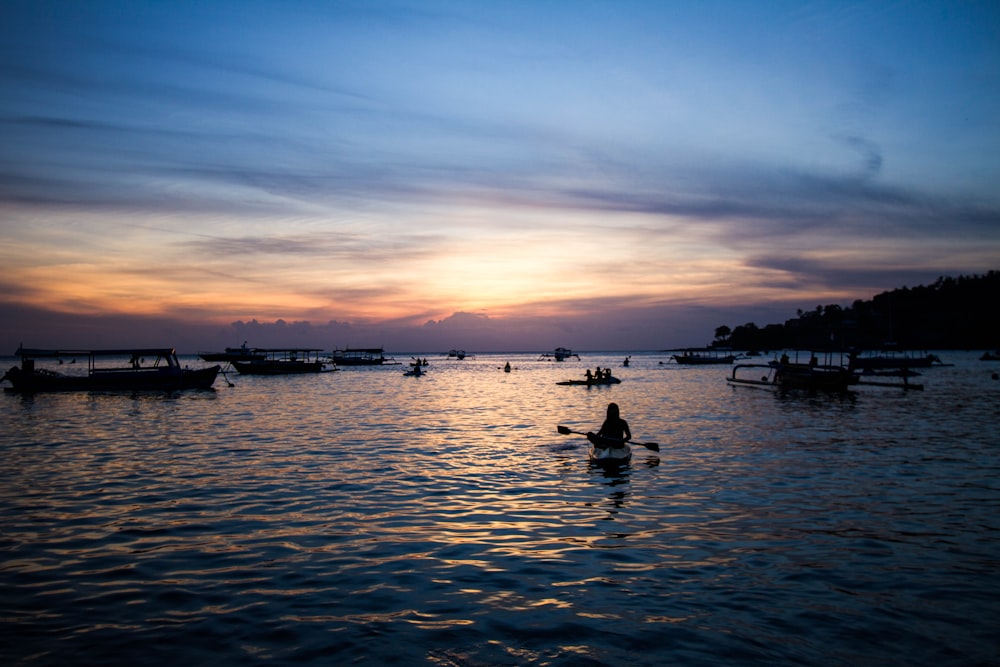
2, 0, 998, 351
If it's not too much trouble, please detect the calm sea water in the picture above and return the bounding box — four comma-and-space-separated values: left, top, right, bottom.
2, 351, 998, 666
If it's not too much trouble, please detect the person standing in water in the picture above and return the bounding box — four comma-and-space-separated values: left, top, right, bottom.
589, 402, 631, 448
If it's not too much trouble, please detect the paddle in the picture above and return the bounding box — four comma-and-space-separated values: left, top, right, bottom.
557, 425, 660, 452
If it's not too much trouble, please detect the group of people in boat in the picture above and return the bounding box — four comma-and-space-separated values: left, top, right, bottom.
585, 366, 614, 382
406, 358, 428, 376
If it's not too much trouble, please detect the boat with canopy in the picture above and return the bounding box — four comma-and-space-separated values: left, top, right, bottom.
231, 349, 334, 375
2, 347, 220, 393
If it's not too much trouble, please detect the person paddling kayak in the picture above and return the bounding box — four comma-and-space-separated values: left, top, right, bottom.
557, 410, 658, 456
588, 402, 631, 448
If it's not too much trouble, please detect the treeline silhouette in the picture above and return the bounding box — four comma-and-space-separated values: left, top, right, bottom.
712, 271, 999, 351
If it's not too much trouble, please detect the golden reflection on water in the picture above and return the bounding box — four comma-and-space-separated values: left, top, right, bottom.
2, 352, 999, 666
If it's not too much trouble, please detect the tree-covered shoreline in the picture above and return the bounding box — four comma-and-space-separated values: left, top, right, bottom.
711, 271, 999, 351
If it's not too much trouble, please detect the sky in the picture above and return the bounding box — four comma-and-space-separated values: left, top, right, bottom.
1, 0, 998, 353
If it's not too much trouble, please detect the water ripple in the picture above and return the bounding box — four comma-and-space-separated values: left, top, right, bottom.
2, 352, 999, 665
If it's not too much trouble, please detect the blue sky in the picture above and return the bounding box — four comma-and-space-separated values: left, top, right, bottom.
1, 0, 998, 352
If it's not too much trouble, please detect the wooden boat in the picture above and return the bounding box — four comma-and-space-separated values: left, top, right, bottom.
556, 376, 621, 386
198, 342, 264, 362
2, 347, 219, 393
539, 347, 580, 362
331, 347, 397, 366
586, 432, 632, 464
231, 348, 333, 375
668, 348, 738, 365
727, 350, 857, 392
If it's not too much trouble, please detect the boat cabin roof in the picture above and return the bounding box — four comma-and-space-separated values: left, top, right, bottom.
16, 347, 177, 358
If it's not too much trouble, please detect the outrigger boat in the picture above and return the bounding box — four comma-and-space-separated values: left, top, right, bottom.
728, 350, 922, 392
728, 350, 857, 392
539, 347, 580, 362
2, 347, 220, 393
230, 348, 334, 375
331, 347, 398, 366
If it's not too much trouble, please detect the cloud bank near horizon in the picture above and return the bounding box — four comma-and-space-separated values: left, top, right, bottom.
0, 299, 815, 354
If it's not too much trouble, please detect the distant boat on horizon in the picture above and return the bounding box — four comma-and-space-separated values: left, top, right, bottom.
198, 342, 264, 362
667, 348, 739, 365
539, 347, 579, 362
332, 347, 398, 366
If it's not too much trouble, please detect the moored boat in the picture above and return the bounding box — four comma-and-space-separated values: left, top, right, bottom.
231, 348, 333, 375
728, 350, 858, 392
773, 360, 858, 391
727, 350, 922, 392
2, 347, 219, 393
848, 348, 945, 372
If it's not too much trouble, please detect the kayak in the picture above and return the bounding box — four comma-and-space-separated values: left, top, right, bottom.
586, 432, 632, 464
589, 444, 632, 464
556, 377, 621, 386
